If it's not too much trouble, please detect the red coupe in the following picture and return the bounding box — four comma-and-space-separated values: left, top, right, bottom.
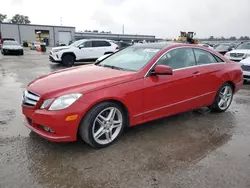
22, 43, 243, 148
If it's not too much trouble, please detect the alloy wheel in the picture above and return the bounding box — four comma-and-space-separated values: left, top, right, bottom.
92, 107, 123, 145
218, 85, 233, 110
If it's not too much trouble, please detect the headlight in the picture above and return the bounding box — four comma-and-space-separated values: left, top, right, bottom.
243, 54, 250, 59
40, 99, 54, 109
48, 93, 82, 111
52, 49, 63, 53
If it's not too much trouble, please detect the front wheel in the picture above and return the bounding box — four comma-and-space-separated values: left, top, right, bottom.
79, 102, 127, 148
210, 83, 233, 112
62, 54, 75, 66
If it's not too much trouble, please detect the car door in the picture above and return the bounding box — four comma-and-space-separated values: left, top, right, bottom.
75, 41, 93, 60
193, 48, 225, 105
142, 47, 201, 121
92, 41, 111, 58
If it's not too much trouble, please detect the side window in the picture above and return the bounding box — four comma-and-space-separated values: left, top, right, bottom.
92, 41, 100, 47
194, 49, 217, 65
92, 41, 111, 47
81, 41, 92, 48
100, 41, 111, 47
156, 48, 196, 70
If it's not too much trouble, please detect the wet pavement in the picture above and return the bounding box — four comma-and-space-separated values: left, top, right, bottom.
0, 51, 250, 188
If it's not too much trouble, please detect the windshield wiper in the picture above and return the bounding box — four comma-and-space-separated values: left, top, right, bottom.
101, 64, 125, 71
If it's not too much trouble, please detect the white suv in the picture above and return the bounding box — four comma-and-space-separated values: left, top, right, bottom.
49, 39, 119, 66
224, 41, 250, 62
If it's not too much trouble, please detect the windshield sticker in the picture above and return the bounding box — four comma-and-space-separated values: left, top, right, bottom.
143, 48, 160, 53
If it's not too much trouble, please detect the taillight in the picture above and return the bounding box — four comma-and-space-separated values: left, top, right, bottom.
116, 46, 120, 50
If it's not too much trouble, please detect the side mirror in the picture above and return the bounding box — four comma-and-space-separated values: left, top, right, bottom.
152, 65, 173, 75
78, 44, 84, 49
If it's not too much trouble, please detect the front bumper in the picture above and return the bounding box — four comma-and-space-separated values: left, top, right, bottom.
49, 52, 61, 62
243, 71, 250, 81
22, 101, 88, 142
2, 49, 23, 54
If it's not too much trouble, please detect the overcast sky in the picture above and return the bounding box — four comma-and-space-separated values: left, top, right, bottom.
1, 0, 249, 38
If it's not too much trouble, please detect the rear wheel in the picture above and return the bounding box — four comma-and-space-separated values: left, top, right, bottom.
20, 50, 24, 55
79, 102, 126, 148
210, 83, 233, 112
62, 54, 75, 66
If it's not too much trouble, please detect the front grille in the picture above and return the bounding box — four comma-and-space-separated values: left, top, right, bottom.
241, 65, 250, 71
22, 90, 40, 107
230, 53, 244, 58
244, 75, 250, 79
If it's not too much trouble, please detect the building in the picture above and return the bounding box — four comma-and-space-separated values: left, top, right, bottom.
0, 23, 158, 46
75, 32, 157, 42
0, 23, 75, 46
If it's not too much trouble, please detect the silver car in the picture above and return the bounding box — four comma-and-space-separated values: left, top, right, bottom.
1, 40, 24, 55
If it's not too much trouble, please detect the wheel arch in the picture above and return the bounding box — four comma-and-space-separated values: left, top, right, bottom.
77, 98, 130, 138
225, 80, 235, 93
61, 52, 76, 60
104, 51, 113, 55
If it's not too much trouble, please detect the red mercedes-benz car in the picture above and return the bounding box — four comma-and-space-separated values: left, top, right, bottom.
22, 43, 243, 148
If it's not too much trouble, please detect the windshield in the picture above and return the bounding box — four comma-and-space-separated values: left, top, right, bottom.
99, 47, 160, 71
3, 41, 19, 45
236, 42, 250, 50
70, 40, 84, 47
215, 44, 230, 51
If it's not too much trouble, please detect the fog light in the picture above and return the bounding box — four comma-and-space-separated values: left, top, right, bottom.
49, 128, 55, 133
44, 126, 50, 132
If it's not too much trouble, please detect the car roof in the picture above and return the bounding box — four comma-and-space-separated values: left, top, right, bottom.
132, 42, 197, 49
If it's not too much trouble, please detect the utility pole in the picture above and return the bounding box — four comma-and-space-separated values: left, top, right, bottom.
122, 24, 124, 34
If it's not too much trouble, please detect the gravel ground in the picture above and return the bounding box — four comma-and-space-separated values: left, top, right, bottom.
0, 50, 250, 188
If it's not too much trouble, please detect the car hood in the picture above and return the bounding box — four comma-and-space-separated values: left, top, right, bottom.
27, 65, 137, 98
240, 57, 250, 65
51, 46, 70, 51
229, 49, 250, 54
3, 45, 22, 49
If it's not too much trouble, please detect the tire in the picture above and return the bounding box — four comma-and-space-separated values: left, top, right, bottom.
1, 50, 5, 55
20, 51, 24, 55
62, 54, 75, 66
79, 102, 127, 148
243, 80, 248, 84
210, 83, 233, 113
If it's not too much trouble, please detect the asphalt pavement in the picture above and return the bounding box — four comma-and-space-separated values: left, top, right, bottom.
0, 50, 250, 188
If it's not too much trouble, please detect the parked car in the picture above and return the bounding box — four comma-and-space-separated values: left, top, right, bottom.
22, 43, 243, 148
49, 39, 120, 66
224, 41, 250, 61
30, 41, 42, 50
114, 41, 131, 50
0, 38, 15, 49
240, 57, 250, 83
197, 43, 214, 49
1, 40, 23, 55
214, 43, 235, 55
